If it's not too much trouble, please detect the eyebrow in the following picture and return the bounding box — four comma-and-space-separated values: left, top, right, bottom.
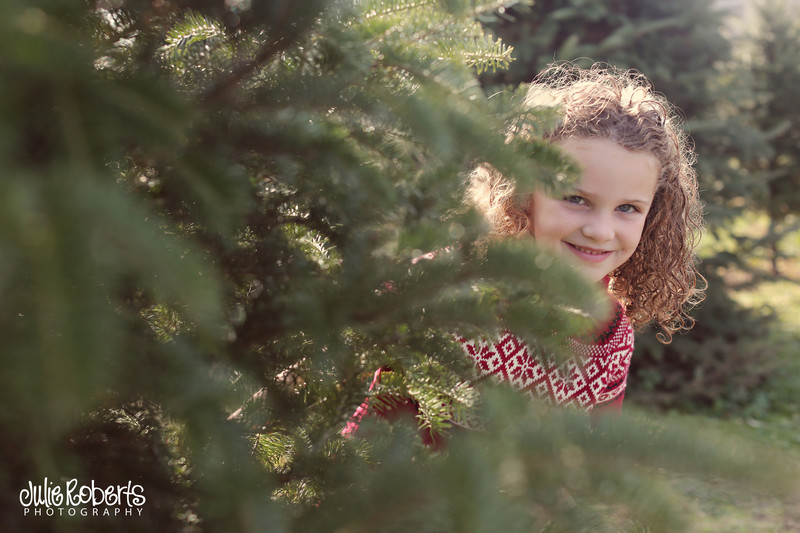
574, 188, 653, 206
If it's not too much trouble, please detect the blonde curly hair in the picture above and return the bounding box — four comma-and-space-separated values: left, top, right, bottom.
467, 63, 705, 342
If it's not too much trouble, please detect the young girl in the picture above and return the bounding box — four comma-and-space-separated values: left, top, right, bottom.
459, 63, 705, 411
343, 63, 704, 440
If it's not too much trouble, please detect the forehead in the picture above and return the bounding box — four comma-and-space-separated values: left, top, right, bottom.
557, 137, 659, 199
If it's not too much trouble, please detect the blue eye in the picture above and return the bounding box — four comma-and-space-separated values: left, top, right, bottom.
564, 195, 586, 205
618, 204, 639, 214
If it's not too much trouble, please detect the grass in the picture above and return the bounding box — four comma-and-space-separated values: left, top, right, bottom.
658, 411, 800, 532
669, 472, 800, 532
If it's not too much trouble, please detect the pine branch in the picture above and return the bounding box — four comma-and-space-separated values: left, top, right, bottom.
161, 10, 227, 62
200, 32, 297, 104
358, 0, 437, 20
438, 34, 516, 74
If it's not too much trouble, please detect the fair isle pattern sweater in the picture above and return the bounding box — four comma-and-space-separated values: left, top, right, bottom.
457, 302, 634, 410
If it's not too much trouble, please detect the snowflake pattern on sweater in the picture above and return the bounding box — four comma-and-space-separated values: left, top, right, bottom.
456, 302, 634, 410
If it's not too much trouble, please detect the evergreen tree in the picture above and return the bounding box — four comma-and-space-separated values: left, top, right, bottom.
1, 1, 797, 532
745, 0, 800, 274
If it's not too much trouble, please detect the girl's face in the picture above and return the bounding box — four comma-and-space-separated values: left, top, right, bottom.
528, 137, 659, 282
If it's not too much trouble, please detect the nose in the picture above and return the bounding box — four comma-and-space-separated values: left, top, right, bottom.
581, 211, 615, 243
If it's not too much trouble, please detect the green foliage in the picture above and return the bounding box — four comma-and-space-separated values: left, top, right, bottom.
160, 9, 233, 87
742, 0, 800, 273
2, 1, 798, 531
292, 387, 799, 533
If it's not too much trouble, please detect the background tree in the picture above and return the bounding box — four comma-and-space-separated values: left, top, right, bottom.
745, 0, 800, 275
1, 1, 797, 532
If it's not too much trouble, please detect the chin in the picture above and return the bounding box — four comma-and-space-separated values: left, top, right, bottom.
578, 267, 614, 283
588, 273, 608, 283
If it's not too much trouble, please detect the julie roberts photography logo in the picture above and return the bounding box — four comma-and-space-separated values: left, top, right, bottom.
19, 477, 146, 517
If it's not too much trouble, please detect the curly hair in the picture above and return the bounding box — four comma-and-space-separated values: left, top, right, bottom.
467, 63, 705, 342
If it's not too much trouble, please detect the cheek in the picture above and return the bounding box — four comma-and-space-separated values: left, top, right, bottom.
529, 198, 564, 244
624, 220, 649, 255
634, 209, 656, 242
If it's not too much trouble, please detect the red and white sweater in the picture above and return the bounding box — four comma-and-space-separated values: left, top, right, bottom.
457, 301, 633, 411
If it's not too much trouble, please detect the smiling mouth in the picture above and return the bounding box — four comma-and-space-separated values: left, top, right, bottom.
565, 243, 615, 264
567, 243, 611, 255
